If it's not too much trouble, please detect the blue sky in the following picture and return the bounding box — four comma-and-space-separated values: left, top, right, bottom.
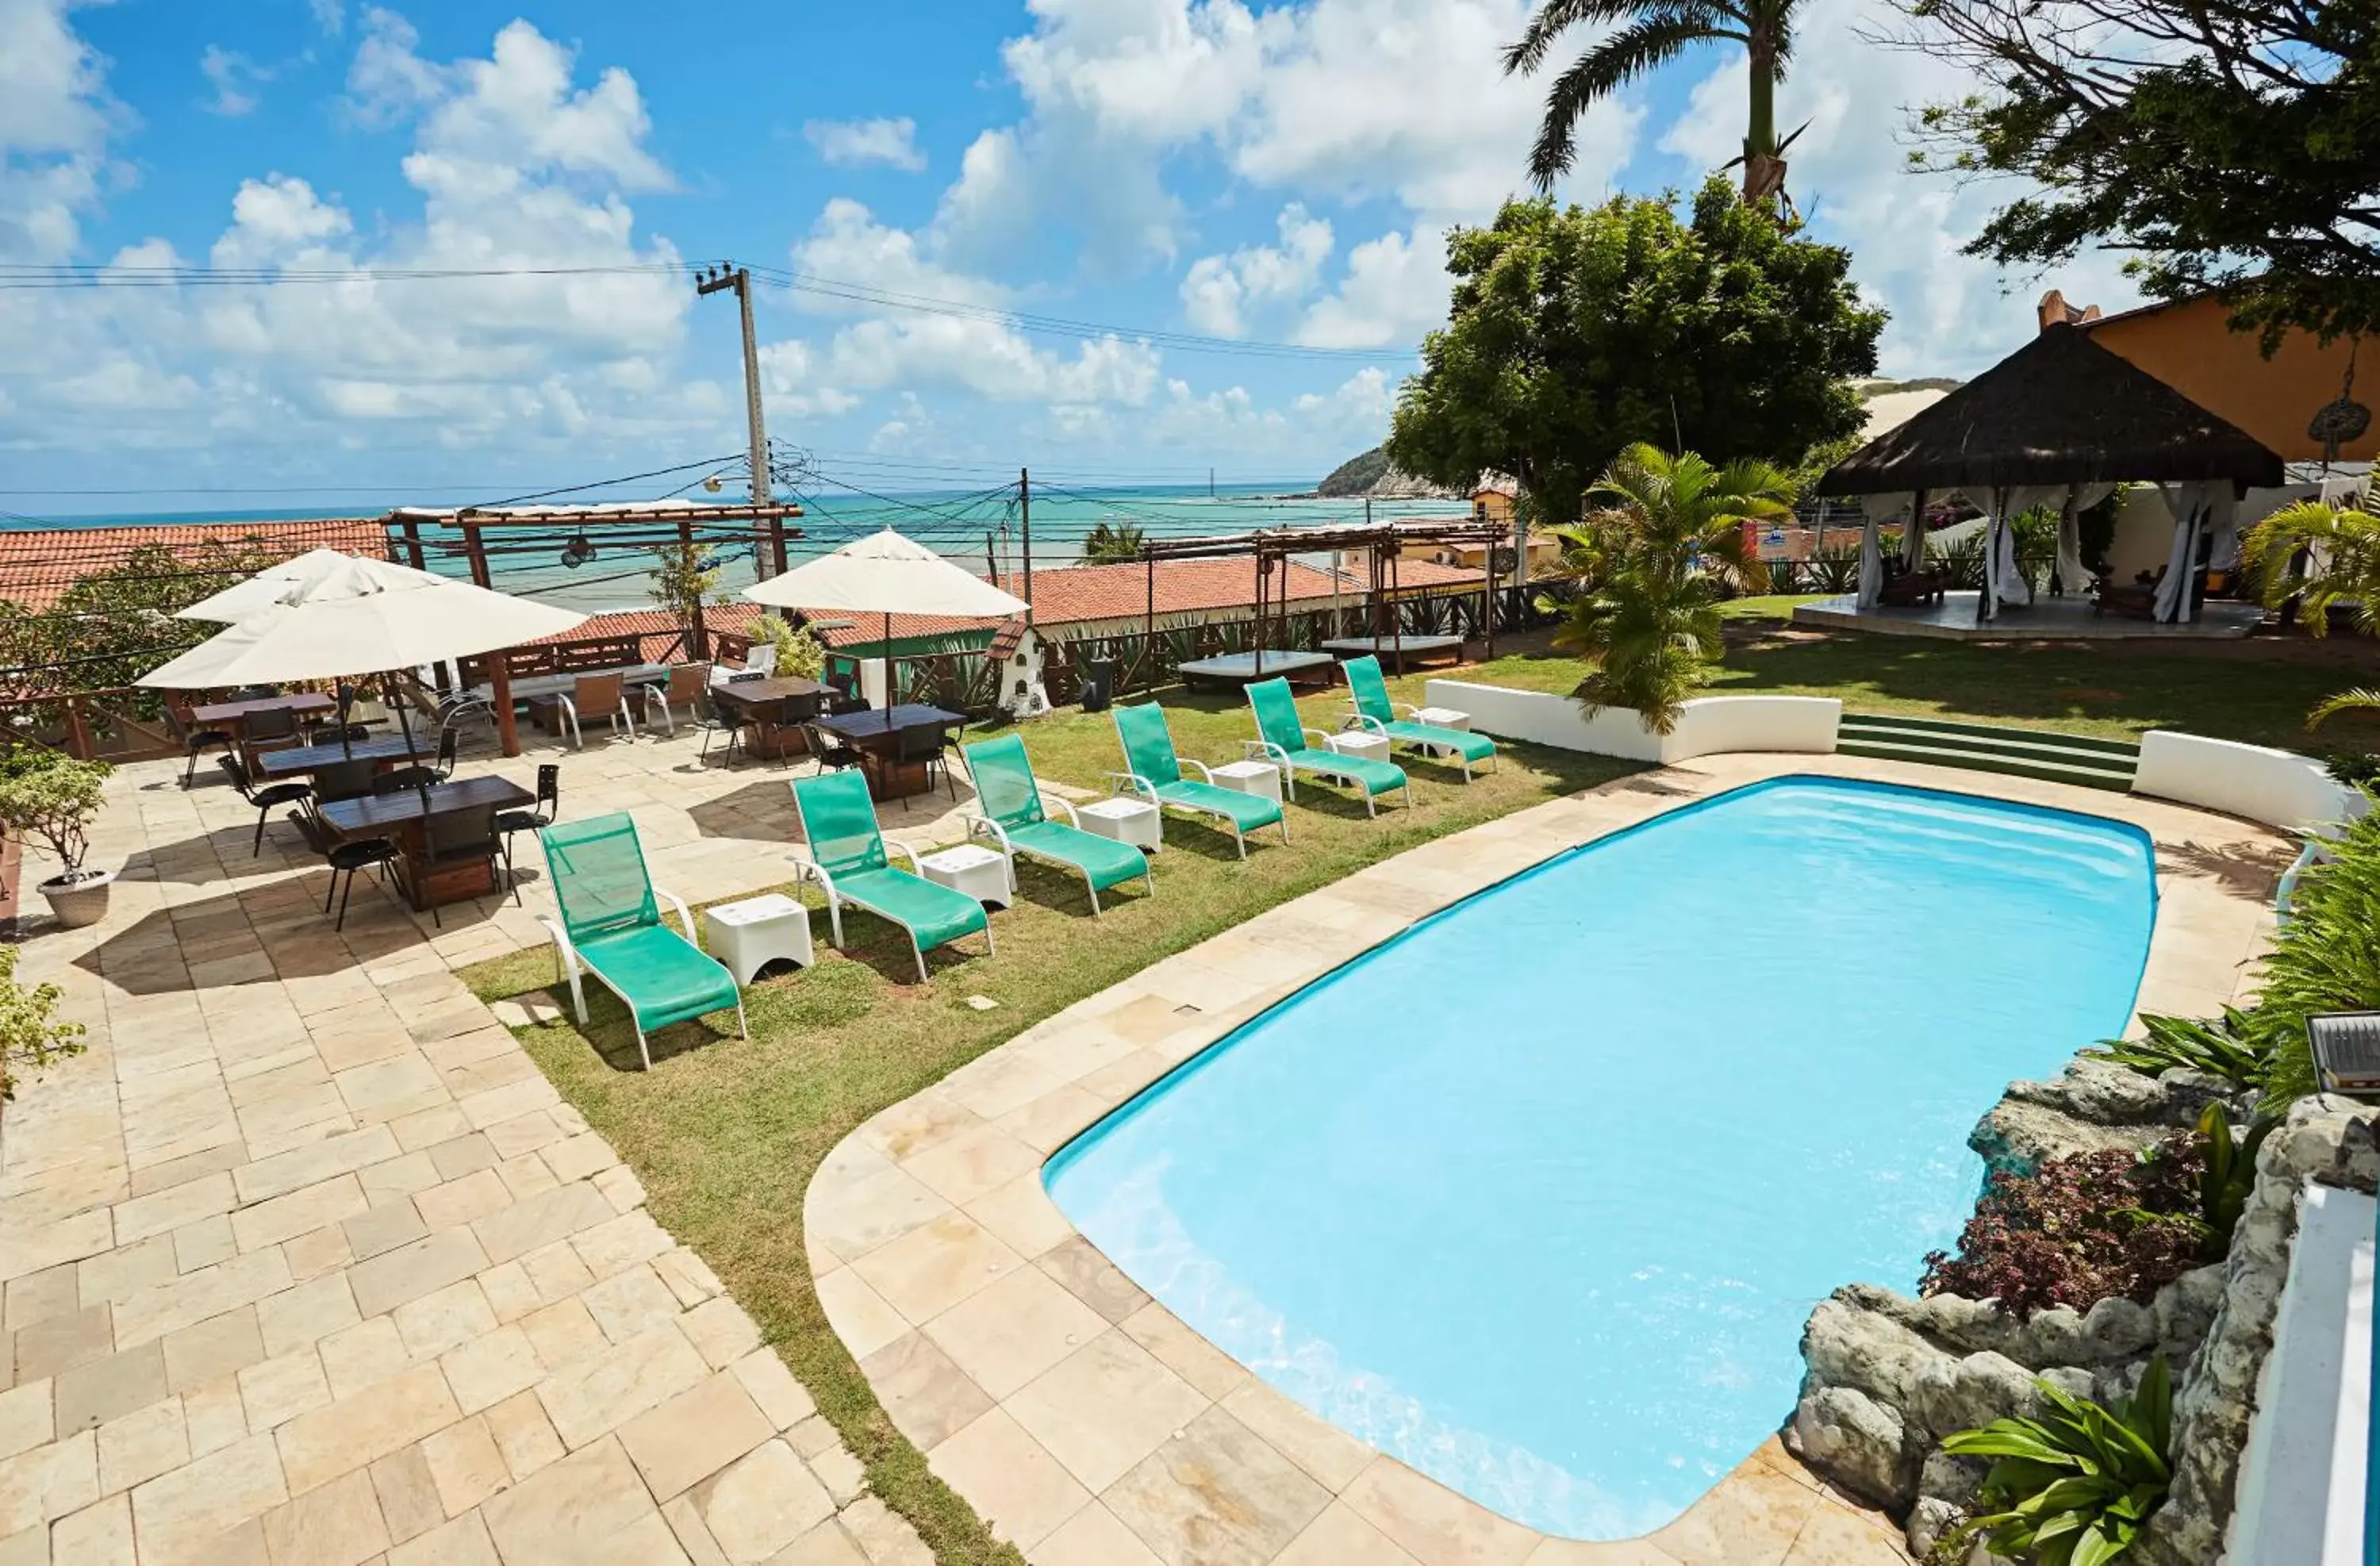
0, 0, 2140, 515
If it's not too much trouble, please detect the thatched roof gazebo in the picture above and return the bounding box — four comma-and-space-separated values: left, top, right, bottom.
1817, 324, 2286, 624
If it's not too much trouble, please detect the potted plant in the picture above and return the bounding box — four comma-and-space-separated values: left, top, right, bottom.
0, 748, 116, 928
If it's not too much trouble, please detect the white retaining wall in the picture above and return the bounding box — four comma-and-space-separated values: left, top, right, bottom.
1422, 682, 1841, 764
2133, 730, 2367, 831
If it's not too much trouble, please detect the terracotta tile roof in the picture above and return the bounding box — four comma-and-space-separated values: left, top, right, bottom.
549, 555, 1491, 660
0, 518, 390, 611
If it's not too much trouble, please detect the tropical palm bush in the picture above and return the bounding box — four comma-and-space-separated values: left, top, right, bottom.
1081, 520, 1147, 566
2243, 807, 2380, 1108
1545, 443, 1793, 734
1940, 1358, 2172, 1565
2243, 501, 2380, 729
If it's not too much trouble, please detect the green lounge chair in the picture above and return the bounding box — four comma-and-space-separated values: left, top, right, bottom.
789, 769, 992, 982
1245, 676, 1411, 816
1339, 654, 1498, 781
1110, 701, 1288, 858
962, 732, 1154, 915
537, 812, 744, 1071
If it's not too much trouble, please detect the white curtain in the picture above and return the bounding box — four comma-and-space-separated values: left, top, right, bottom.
1903, 489, 1930, 570
1979, 490, 2008, 621
1856, 493, 1905, 608
2153, 481, 2209, 623
2201, 489, 2242, 578
2054, 482, 2116, 597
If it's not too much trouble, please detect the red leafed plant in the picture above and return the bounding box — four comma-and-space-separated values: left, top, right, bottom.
1921, 1143, 2205, 1318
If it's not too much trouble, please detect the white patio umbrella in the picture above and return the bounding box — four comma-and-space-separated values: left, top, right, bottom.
138, 555, 587, 785
741, 528, 1027, 711
174, 547, 447, 622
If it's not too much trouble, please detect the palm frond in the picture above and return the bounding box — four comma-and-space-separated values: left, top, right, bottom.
1524, 17, 1721, 187
1503, 0, 1649, 75
2309, 688, 2380, 731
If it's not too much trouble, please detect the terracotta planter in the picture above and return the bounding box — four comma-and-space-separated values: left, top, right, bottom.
38, 869, 113, 929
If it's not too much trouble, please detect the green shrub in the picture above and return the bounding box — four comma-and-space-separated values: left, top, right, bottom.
0, 946, 86, 1104
2084, 1008, 2273, 1092
0, 747, 112, 879
752, 615, 826, 682
2246, 808, 2380, 1108
1941, 1358, 2171, 1564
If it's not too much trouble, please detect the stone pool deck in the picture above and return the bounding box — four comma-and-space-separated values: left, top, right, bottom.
0, 724, 956, 1566
805, 752, 2288, 1565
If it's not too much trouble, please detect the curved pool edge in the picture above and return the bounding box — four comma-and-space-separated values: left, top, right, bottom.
803, 754, 2286, 1565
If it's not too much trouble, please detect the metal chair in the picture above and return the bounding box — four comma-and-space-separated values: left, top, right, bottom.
374, 766, 443, 795
697, 691, 748, 766
305, 720, 374, 747
639, 663, 712, 738
165, 705, 235, 789
896, 722, 957, 803
217, 754, 313, 856
324, 835, 399, 931
420, 803, 501, 929
229, 685, 280, 702
528, 672, 634, 749
802, 721, 865, 779
311, 759, 378, 804
243, 705, 301, 754
496, 764, 561, 904
432, 727, 459, 780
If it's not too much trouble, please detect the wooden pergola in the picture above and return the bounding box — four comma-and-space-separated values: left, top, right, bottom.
1135, 517, 1512, 676
379, 501, 804, 755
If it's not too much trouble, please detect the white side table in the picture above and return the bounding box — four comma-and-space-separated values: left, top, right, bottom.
1076, 796, 1163, 853
919, 843, 1013, 908
1411, 706, 1472, 731
702, 893, 814, 985
1330, 731, 1393, 766
1207, 759, 1284, 804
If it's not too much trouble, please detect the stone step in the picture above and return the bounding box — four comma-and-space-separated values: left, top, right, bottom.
1837, 712, 2142, 758
1835, 737, 2138, 792
1837, 720, 2143, 769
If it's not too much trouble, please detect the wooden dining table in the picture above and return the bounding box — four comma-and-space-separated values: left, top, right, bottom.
256, 734, 429, 800
317, 776, 534, 912
708, 676, 829, 762
190, 693, 337, 767
813, 704, 966, 800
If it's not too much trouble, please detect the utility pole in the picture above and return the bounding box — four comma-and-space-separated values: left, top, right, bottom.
1019, 468, 1034, 627
696, 262, 776, 580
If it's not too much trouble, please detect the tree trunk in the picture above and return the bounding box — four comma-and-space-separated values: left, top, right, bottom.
1742, 28, 1786, 207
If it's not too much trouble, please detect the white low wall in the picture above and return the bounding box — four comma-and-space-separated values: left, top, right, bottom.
1423, 682, 1841, 764
2133, 730, 2366, 831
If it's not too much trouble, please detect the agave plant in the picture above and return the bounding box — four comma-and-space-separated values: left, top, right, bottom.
1548, 443, 1794, 735
2083, 1008, 2272, 1092
1941, 1357, 2171, 1565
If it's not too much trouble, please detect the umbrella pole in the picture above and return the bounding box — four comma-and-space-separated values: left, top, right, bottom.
882, 612, 892, 720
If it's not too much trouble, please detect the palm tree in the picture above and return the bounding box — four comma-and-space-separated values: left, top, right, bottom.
1081, 520, 1148, 566
1550, 443, 1793, 733
1505, 0, 1804, 207
2244, 500, 2380, 730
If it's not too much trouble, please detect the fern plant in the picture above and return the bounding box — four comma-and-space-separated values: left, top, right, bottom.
1940, 1357, 2171, 1565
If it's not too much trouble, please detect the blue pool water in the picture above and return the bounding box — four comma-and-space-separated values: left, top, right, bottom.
1043, 777, 2156, 1539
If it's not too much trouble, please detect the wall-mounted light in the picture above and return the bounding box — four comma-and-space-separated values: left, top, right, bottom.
559, 533, 597, 570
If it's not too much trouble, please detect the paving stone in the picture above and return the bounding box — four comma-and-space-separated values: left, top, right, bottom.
651, 1252, 722, 1311
578, 1266, 680, 1346
1341, 1458, 1543, 1566
417, 1418, 508, 1519
54, 1342, 168, 1436
279, 1226, 353, 1284
1033, 1235, 1151, 1326
236, 1352, 331, 1435
346, 1232, 490, 1322
51, 1490, 136, 1566
232, 1178, 369, 1257
535, 1322, 710, 1452
726, 1353, 815, 1434
171, 1219, 237, 1277
255, 1276, 359, 1360
75, 1238, 177, 1311
356, 1154, 442, 1210
678, 1298, 762, 1370
516, 1243, 594, 1309
785, 1417, 839, 1460
479, 1436, 692, 1566
126, 1433, 286, 1566
469, 1184, 613, 1268
471, 1263, 539, 1327
411, 1174, 510, 1237
386, 1510, 499, 1566
258, 1467, 390, 1566
272, 1363, 459, 1496
923, 1409, 1088, 1552
390, 1282, 495, 1363
617, 1373, 774, 1502
110, 1248, 291, 1352
0, 1385, 49, 1463
1032, 1502, 1165, 1566
517, 1299, 604, 1374
317, 1318, 409, 1403
367, 1444, 446, 1546
1221, 1380, 1375, 1491
0, 1430, 96, 1537
1101, 1407, 1330, 1566
481, 1391, 563, 1483
833, 1495, 933, 1566
11, 1307, 111, 1385
496, 1152, 562, 1203
856, 1334, 992, 1453
95, 1398, 189, 1496
569, 1211, 671, 1280
661, 1494, 731, 1566
341, 1205, 430, 1265
1, 1271, 77, 1338
689, 1440, 831, 1564
162, 1309, 265, 1395
233, 1129, 402, 1208
807, 1445, 866, 1507
179, 1376, 248, 1458
113, 1175, 238, 1249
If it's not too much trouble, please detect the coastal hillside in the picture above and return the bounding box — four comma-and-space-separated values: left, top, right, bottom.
1315, 447, 1467, 499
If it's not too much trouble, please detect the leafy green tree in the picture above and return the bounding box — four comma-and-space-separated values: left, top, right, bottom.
750, 614, 826, 682
1507, 0, 1807, 207
647, 541, 725, 657
2242, 501, 2380, 727
1547, 443, 1791, 732
1902, 0, 2380, 344
0, 542, 274, 701
0, 945, 86, 1107
1081, 521, 1147, 566
1385, 182, 1881, 532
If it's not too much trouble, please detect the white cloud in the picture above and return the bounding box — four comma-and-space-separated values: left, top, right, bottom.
1296, 222, 1450, 347
781, 198, 1165, 407
1655, 0, 2140, 375
309, 0, 344, 34
0, 0, 120, 264
804, 116, 925, 171
199, 46, 272, 117
1180, 203, 1333, 336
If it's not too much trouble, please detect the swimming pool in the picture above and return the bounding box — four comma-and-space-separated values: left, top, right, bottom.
1044, 777, 2157, 1539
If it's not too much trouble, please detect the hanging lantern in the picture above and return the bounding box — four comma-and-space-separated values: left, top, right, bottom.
559, 533, 597, 570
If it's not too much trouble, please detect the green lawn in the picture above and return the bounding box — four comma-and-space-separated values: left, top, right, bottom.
1461, 625, 2380, 753
459, 680, 1639, 1566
